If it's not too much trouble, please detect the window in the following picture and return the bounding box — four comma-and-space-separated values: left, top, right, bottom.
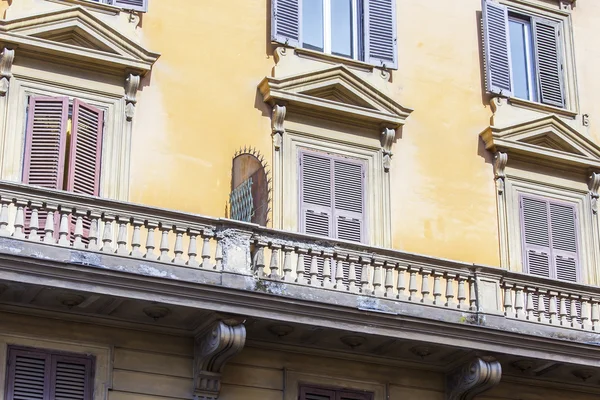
299, 385, 373, 400
5, 346, 95, 400
520, 195, 579, 282
299, 149, 366, 243
482, 0, 565, 108
229, 150, 270, 226
22, 96, 104, 197
87, 0, 148, 12
271, 0, 397, 68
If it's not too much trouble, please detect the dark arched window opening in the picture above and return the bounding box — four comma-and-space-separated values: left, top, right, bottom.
229, 151, 269, 226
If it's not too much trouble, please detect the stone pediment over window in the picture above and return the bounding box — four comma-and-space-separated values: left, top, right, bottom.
258, 65, 412, 129
0, 6, 159, 75
481, 115, 600, 171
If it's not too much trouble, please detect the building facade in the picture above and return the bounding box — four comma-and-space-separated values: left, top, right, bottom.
0, 0, 599, 399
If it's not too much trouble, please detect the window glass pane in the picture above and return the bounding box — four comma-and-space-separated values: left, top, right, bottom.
331, 0, 353, 58
509, 17, 537, 101
303, 0, 324, 52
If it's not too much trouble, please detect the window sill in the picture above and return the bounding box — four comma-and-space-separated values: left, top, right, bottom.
276, 46, 394, 75
507, 96, 578, 119
47, 0, 121, 15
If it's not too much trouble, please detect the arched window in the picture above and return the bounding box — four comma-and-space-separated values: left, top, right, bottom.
229, 150, 270, 226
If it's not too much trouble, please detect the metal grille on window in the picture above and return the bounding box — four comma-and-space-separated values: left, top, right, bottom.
230, 178, 254, 222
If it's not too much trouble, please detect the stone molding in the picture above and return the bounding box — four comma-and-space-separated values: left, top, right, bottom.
194, 319, 246, 400
446, 356, 502, 400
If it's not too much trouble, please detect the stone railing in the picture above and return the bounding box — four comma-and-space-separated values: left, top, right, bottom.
0, 181, 598, 333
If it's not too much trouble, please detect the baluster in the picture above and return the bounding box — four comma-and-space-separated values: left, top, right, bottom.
445, 274, 456, 308
0, 198, 11, 236
347, 256, 359, 293
309, 250, 320, 287
43, 205, 57, 244
28, 202, 42, 242
457, 276, 467, 309
295, 248, 308, 284
101, 215, 115, 253
514, 285, 525, 318
130, 219, 144, 258
334, 254, 345, 290
420, 269, 431, 303
173, 227, 185, 264
186, 229, 200, 267
269, 244, 281, 279
87, 212, 101, 250
581, 298, 591, 330
322, 252, 333, 289
359, 257, 370, 294
372, 259, 384, 296
570, 295, 580, 328
201, 230, 213, 269
408, 266, 418, 301
72, 211, 85, 249
525, 287, 535, 320
502, 282, 513, 316
13, 200, 26, 239
57, 207, 71, 246
396, 264, 407, 300
144, 221, 158, 260
559, 294, 568, 325
214, 233, 223, 270
432, 271, 442, 305
384, 262, 395, 297
548, 291, 558, 324
252, 240, 267, 276
469, 277, 477, 311
591, 299, 600, 331
116, 216, 130, 255
537, 290, 548, 323
158, 223, 172, 262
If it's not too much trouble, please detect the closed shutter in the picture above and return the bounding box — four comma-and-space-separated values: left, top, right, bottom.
333, 159, 365, 242
6, 349, 49, 400
482, 0, 512, 96
66, 99, 103, 196
549, 202, 578, 282
271, 0, 300, 47
520, 195, 580, 282
532, 17, 565, 107
300, 387, 336, 400
50, 355, 94, 400
364, 0, 397, 69
300, 151, 333, 238
112, 0, 148, 12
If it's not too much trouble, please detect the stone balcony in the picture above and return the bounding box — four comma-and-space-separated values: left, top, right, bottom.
0, 180, 599, 371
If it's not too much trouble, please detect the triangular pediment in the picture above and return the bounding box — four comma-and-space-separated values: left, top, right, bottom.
259, 65, 412, 128
0, 6, 159, 73
481, 115, 600, 170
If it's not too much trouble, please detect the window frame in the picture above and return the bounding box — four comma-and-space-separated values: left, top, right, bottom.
507, 13, 538, 102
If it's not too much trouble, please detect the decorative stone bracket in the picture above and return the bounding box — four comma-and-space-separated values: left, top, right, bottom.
271, 104, 286, 151
124, 73, 141, 121
0, 48, 15, 96
493, 152, 508, 195
194, 319, 247, 400
381, 127, 396, 172
589, 172, 600, 214
446, 356, 502, 400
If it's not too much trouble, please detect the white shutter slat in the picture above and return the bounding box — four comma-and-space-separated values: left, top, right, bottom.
300, 151, 333, 237
364, 0, 397, 68
520, 196, 551, 278
549, 202, 578, 282
333, 159, 365, 243
271, 0, 300, 47
533, 17, 564, 107
482, 0, 513, 96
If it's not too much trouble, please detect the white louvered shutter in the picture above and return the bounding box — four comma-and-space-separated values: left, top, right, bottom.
364, 0, 397, 69
300, 151, 333, 238
532, 17, 565, 107
520, 196, 551, 278
333, 158, 365, 243
549, 202, 578, 282
271, 0, 300, 47
482, 0, 513, 96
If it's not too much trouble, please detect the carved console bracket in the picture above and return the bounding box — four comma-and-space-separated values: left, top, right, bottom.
271, 104, 286, 151
0, 48, 15, 96
124, 73, 141, 121
194, 319, 247, 400
493, 152, 508, 194
589, 172, 600, 214
446, 356, 502, 400
381, 127, 396, 172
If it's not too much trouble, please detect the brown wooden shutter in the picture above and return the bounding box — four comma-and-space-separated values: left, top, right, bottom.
6, 348, 50, 400
66, 99, 104, 196
50, 355, 94, 400
532, 17, 565, 107
549, 202, 578, 282
482, 0, 513, 96
300, 386, 336, 400
300, 151, 333, 238
22, 96, 69, 189
520, 196, 552, 278
333, 158, 365, 243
